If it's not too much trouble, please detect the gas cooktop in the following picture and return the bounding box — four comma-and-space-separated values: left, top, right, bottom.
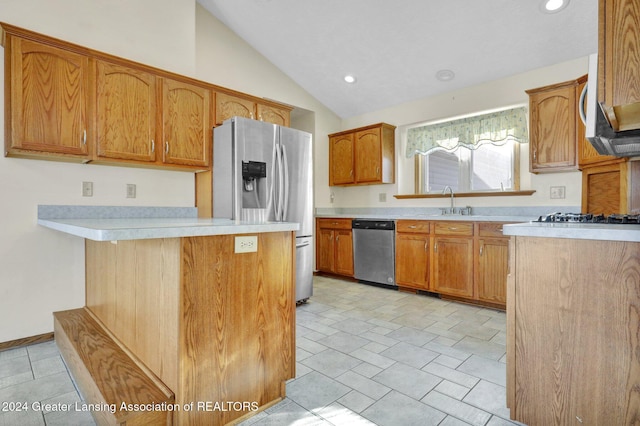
536, 212, 640, 224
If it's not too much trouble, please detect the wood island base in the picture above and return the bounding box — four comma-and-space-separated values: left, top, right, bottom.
54, 232, 296, 426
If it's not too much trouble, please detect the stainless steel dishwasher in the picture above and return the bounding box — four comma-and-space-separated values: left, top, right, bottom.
352, 219, 396, 286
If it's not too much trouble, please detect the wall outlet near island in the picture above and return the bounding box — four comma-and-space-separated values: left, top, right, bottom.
126, 184, 136, 199
235, 236, 258, 253
82, 181, 93, 197
550, 186, 566, 199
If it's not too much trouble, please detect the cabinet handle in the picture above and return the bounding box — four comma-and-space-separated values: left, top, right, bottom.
449, 227, 458, 231
258, 114, 263, 121
165, 141, 169, 154
480, 244, 484, 256
82, 129, 87, 145
434, 243, 438, 252
350, 170, 354, 177
336, 235, 339, 241
409, 225, 417, 229
151, 140, 155, 153
424, 241, 428, 251
332, 222, 339, 225
533, 148, 537, 161
376, 166, 380, 175
250, 112, 255, 120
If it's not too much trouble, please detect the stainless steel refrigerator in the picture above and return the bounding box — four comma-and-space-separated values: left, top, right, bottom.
212, 117, 314, 302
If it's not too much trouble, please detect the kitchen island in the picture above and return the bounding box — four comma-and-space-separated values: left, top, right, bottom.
503, 222, 640, 425
38, 206, 299, 426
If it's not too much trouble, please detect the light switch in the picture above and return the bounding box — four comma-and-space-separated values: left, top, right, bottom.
235, 236, 258, 253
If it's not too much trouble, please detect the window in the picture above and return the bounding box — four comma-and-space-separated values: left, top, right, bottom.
406, 106, 527, 194
417, 141, 518, 193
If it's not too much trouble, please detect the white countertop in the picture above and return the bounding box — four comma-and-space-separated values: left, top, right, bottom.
316, 213, 536, 223
503, 221, 640, 242
38, 217, 300, 241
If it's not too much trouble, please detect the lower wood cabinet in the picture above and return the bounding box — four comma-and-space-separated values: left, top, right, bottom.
395, 220, 510, 308
316, 218, 354, 277
395, 221, 430, 290
432, 222, 474, 298
476, 223, 509, 305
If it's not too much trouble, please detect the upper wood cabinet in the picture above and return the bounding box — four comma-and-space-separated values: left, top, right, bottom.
1, 22, 291, 171
95, 60, 157, 163
581, 160, 640, 215
215, 92, 291, 127
161, 78, 211, 168
4, 35, 90, 160
598, 0, 640, 132
329, 133, 355, 185
328, 123, 396, 186
527, 78, 581, 173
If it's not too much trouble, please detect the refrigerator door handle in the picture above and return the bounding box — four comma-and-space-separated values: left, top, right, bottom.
274, 142, 283, 221
296, 241, 310, 249
281, 144, 290, 221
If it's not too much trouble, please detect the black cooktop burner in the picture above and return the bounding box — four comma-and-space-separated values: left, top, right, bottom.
536, 212, 640, 224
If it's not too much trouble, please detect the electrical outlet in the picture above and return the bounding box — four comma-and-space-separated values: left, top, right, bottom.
234, 236, 258, 253
126, 184, 136, 199
550, 186, 566, 199
379, 193, 387, 202
82, 181, 93, 197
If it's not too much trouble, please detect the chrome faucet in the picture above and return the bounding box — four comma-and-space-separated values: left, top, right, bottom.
442, 186, 454, 214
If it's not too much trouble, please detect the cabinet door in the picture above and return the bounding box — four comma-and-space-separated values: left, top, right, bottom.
7, 37, 89, 156
256, 104, 290, 127
354, 127, 382, 183
529, 85, 577, 172
334, 229, 354, 276
316, 228, 335, 273
433, 237, 474, 298
329, 134, 355, 185
477, 238, 508, 305
215, 92, 255, 125
162, 78, 211, 168
582, 162, 624, 215
395, 233, 429, 290
96, 60, 157, 162
601, 0, 640, 111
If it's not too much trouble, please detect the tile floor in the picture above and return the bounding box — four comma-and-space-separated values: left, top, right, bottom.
0, 276, 523, 426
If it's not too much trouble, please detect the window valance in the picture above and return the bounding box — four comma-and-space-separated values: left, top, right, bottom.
405, 106, 528, 158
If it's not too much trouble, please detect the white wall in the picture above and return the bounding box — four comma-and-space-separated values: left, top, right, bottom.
324, 57, 589, 210
0, 0, 197, 342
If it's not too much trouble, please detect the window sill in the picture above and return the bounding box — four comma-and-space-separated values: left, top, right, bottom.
394, 190, 536, 199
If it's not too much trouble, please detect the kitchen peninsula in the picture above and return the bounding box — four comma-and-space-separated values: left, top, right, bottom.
503, 221, 640, 424
38, 206, 298, 426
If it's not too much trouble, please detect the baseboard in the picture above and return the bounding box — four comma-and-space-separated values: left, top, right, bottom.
0, 332, 54, 352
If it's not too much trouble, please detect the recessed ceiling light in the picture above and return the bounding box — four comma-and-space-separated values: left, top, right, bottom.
435, 69, 455, 82
344, 75, 357, 84
542, 0, 569, 13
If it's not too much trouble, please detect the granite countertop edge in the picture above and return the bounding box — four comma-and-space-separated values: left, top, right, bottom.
38, 217, 299, 241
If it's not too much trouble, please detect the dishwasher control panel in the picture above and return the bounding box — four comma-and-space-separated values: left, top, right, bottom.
352, 219, 395, 230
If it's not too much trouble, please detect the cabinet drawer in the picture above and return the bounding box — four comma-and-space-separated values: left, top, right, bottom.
478, 222, 509, 237
396, 220, 430, 234
434, 222, 473, 236
317, 218, 352, 230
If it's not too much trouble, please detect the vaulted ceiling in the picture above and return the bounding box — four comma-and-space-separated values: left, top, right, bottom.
198, 0, 598, 118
